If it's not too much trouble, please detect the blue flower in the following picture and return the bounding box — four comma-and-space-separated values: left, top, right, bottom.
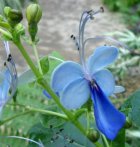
0, 41, 17, 113
50, 8, 126, 140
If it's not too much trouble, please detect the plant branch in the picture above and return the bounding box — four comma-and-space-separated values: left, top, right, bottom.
13, 39, 90, 142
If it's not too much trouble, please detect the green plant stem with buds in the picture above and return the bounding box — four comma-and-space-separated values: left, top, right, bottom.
13, 38, 103, 146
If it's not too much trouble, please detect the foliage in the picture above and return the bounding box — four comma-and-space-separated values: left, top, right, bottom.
102, 0, 140, 33
102, 0, 140, 12
121, 90, 140, 147
108, 30, 140, 78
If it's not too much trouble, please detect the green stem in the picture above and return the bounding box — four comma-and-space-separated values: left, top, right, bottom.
0, 111, 31, 126
101, 134, 110, 147
32, 43, 43, 75
31, 107, 68, 119
0, 105, 68, 126
86, 110, 90, 130
14, 39, 90, 142
8, 103, 68, 120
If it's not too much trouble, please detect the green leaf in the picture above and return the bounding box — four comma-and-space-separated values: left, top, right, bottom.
40, 104, 65, 128
40, 56, 49, 74
18, 69, 35, 86
121, 90, 140, 127
131, 90, 140, 126
110, 128, 125, 147
28, 121, 96, 147
45, 51, 64, 82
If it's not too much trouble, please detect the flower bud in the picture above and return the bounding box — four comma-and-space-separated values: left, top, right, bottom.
87, 129, 100, 142
26, 4, 42, 25
124, 117, 132, 129
4, 7, 23, 27
15, 23, 25, 37
8, 9, 23, 24
4, 7, 11, 17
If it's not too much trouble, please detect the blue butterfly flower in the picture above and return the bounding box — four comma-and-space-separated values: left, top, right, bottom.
0, 41, 17, 113
49, 8, 126, 140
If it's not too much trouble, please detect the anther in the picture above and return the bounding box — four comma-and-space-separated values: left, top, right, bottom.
70, 34, 75, 40
100, 7, 104, 12
70, 34, 73, 38
7, 54, 12, 62
70, 34, 80, 51
88, 7, 104, 20
4, 62, 6, 66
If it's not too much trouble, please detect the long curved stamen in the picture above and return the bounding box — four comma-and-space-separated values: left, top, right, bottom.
4, 41, 10, 58
78, 8, 104, 71
83, 35, 129, 50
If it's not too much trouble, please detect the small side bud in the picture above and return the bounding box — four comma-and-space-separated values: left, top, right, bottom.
8, 9, 23, 24
87, 129, 100, 142
4, 7, 23, 27
26, 4, 42, 42
124, 117, 132, 129
4, 7, 11, 17
26, 3, 42, 25
14, 23, 25, 38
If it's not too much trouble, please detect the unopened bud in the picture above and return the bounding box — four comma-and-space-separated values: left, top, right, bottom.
4, 7, 11, 17
4, 7, 23, 27
26, 4, 42, 25
8, 9, 23, 24
15, 23, 25, 36
125, 117, 132, 129
26, 4, 42, 42
87, 129, 100, 142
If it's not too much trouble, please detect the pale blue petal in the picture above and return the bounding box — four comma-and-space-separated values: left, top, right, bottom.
90, 83, 126, 140
2, 70, 11, 100
87, 46, 118, 74
51, 61, 83, 94
61, 78, 90, 109
93, 69, 115, 96
0, 86, 4, 106
114, 86, 125, 94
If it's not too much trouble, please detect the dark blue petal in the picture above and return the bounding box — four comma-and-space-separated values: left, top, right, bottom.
43, 90, 59, 99
43, 90, 52, 99
90, 82, 126, 140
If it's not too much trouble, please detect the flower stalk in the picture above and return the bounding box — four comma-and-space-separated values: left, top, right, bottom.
32, 43, 43, 75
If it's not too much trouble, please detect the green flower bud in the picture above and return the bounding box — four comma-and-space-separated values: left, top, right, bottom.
4, 7, 23, 27
4, 7, 11, 17
26, 4, 42, 25
124, 117, 132, 129
8, 9, 23, 24
87, 129, 100, 142
15, 23, 25, 36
